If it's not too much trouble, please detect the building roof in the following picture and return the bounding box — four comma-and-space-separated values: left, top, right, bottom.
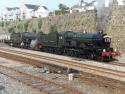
4, 4, 48, 13
25, 4, 39, 10
71, 4, 84, 9
71, 1, 95, 9
6, 7, 20, 11
86, 2, 95, 7
24, 4, 48, 11
42, 6, 48, 10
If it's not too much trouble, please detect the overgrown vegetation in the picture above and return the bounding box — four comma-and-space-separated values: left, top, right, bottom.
38, 18, 42, 31
8, 27, 15, 33
58, 4, 69, 14
24, 21, 29, 31
17, 24, 23, 31
50, 24, 58, 32
0, 22, 4, 27
32, 28, 36, 33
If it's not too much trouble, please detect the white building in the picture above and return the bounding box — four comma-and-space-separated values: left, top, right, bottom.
35, 6, 49, 18
1, 4, 49, 21
70, 0, 97, 13
1, 7, 20, 21
20, 4, 37, 19
20, 4, 42, 19
100, 0, 125, 7
117, 0, 125, 5
20, 4, 49, 19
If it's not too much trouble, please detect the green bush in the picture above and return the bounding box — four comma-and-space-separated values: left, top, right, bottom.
38, 18, 42, 30
8, 27, 15, 33
24, 21, 29, 31
50, 24, 58, 32
0, 22, 4, 27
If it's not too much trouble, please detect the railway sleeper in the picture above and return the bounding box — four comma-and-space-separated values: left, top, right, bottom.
33, 84, 49, 89
50, 91, 65, 94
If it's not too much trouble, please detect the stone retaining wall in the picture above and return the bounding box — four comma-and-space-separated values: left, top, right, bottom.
41, 12, 96, 33
0, 11, 96, 33
106, 5, 125, 52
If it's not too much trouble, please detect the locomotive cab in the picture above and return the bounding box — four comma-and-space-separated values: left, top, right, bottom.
104, 35, 111, 43
103, 35, 112, 47
101, 34, 120, 60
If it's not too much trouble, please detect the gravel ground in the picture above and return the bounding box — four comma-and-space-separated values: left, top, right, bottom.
0, 74, 40, 94
116, 53, 125, 63
0, 44, 125, 94
15, 66, 125, 94
0, 58, 41, 94
0, 57, 125, 94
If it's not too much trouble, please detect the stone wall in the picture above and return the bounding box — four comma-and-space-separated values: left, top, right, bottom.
41, 12, 96, 33
106, 5, 125, 52
0, 11, 96, 33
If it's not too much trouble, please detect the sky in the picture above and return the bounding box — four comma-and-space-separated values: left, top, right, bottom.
0, 0, 93, 11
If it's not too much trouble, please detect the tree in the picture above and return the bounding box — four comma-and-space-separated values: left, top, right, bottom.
49, 12, 53, 16
55, 10, 62, 15
59, 4, 68, 10
53, 3, 70, 15
58, 4, 69, 14
50, 24, 58, 32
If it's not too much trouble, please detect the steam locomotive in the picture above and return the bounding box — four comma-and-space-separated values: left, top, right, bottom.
10, 31, 120, 61
10, 32, 36, 48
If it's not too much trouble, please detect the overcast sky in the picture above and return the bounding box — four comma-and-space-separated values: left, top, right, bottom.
0, 0, 93, 11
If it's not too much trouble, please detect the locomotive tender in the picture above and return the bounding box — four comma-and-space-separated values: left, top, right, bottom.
10, 31, 120, 61
10, 32, 36, 48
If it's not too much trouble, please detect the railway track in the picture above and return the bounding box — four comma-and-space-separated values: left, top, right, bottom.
1, 48, 124, 67
0, 65, 81, 94
107, 61, 125, 67
0, 48, 125, 82
1, 48, 125, 69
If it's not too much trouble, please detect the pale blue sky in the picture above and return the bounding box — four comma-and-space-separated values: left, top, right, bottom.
0, 0, 93, 11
